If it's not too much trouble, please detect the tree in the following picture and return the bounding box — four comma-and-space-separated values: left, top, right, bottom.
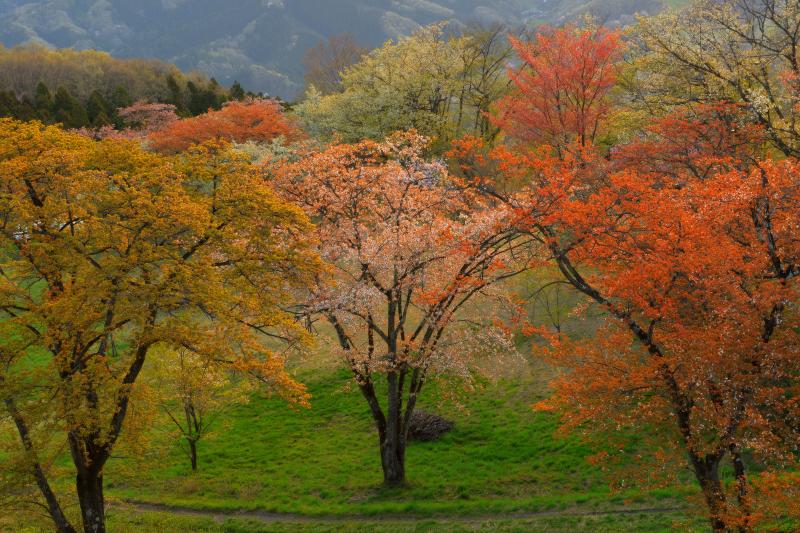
633, 0, 800, 157
148, 347, 251, 472
165, 74, 187, 114
51, 86, 89, 129
110, 86, 133, 112
229, 80, 246, 101
274, 132, 532, 485
295, 24, 517, 150
455, 22, 800, 530
148, 99, 301, 154
0, 120, 320, 532
186, 80, 221, 116
118, 102, 179, 133
302, 33, 367, 95
494, 24, 622, 153
34, 81, 52, 121
86, 90, 111, 126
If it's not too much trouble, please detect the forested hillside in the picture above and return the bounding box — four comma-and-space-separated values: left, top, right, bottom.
0, 0, 664, 98
3, 1, 800, 533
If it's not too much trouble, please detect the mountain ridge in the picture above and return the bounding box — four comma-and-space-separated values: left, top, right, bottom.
0, 0, 665, 99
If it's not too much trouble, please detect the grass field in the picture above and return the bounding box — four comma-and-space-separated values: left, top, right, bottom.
58, 347, 704, 533
1, 289, 709, 532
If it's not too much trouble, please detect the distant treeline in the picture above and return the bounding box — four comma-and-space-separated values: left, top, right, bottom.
0, 45, 250, 128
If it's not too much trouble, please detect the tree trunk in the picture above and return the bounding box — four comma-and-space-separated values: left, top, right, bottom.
75, 470, 105, 533
690, 453, 727, 532
381, 372, 406, 486
189, 439, 198, 472
730, 445, 752, 533
380, 423, 406, 486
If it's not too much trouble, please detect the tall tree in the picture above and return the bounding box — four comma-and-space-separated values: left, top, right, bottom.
633, 0, 800, 157
454, 22, 800, 530
0, 120, 320, 532
51, 86, 89, 128
275, 132, 532, 485
34, 81, 52, 121
295, 24, 517, 151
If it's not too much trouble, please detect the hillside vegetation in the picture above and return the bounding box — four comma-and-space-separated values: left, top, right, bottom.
0, 0, 665, 98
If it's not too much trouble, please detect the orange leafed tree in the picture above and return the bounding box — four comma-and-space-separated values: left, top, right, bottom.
0, 120, 320, 533
454, 25, 800, 531
494, 25, 622, 152
274, 132, 534, 486
148, 98, 301, 153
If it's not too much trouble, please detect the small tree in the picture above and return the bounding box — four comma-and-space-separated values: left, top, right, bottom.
149, 347, 251, 471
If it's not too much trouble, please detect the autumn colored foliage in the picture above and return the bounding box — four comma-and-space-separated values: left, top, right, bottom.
148, 99, 301, 153
495, 25, 622, 150
275, 132, 532, 485
0, 120, 319, 532
450, 21, 800, 532
5, 2, 800, 532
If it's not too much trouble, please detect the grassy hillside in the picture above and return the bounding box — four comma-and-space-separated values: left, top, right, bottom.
19, 355, 706, 532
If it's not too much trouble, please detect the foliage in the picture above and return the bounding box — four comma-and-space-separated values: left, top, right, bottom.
302, 34, 367, 96
294, 25, 517, 150
0, 120, 320, 532
274, 131, 532, 484
632, 0, 800, 156
148, 347, 253, 472
451, 18, 800, 531
148, 99, 301, 154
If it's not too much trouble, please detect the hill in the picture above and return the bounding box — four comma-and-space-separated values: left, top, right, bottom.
1, 361, 701, 532
0, 0, 665, 99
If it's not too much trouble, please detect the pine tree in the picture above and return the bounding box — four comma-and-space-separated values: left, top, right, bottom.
86, 90, 111, 126
34, 81, 52, 121
166, 74, 186, 114
52, 86, 89, 128
230, 80, 245, 101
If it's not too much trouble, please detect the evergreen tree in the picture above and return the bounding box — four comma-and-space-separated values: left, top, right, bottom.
111, 85, 133, 110
86, 89, 111, 126
34, 81, 52, 121
52, 86, 89, 128
230, 80, 246, 101
0, 90, 19, 118
166, 74, 186, 114
187, 80, 219, 115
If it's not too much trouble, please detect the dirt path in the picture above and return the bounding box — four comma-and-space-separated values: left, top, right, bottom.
121, 499, 684, 525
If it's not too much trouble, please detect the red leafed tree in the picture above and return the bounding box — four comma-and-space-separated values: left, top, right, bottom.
148, 99, 301, 153
453, 25, 800, 531
274, 132, 533, 486
494, 25, 622, 153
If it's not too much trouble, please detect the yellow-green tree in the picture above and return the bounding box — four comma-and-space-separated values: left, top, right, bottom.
148, 347, 253, 472
632, 0, 800, 156
0, 120, 320, 533
295, 24, 515, 150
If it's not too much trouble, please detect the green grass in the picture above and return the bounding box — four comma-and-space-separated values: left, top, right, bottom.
88, 360, 697, 530
105, 506, 698, 532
